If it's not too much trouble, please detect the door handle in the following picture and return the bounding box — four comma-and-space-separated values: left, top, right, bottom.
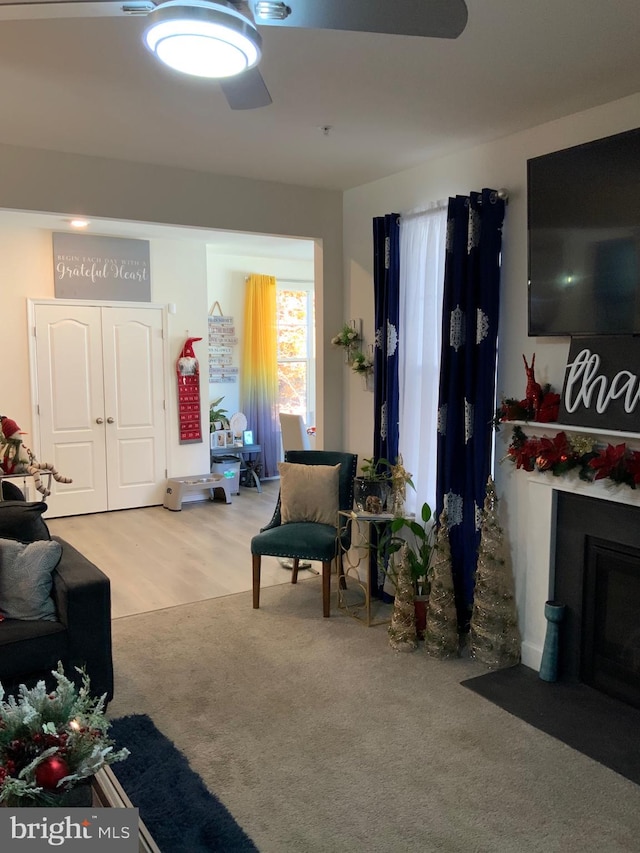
107, 417, 115, 424
96, 417, 104, 424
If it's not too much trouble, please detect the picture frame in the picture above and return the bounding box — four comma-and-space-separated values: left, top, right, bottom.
243, 430, 254, 446
225, 429, 234, 446
215, 431, 227, 448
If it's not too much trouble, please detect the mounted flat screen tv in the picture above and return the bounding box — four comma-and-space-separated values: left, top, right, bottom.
528, 127, 640, 336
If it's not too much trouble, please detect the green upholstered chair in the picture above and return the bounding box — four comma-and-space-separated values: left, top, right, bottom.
251, 450, 358, 617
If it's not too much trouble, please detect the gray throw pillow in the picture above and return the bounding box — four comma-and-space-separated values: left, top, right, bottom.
0, 537, 62, 621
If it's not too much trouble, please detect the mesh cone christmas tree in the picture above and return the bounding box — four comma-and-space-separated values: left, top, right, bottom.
388, 544, 418, 652
470, 476, 521, 669
424, 509, 459, 659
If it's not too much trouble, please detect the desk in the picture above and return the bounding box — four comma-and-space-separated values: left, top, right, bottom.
210, 444, 262, 492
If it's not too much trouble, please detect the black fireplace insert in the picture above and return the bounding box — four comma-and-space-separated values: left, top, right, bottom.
554, 492, 640, 709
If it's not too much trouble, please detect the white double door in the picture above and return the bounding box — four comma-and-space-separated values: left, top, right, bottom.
31, 302, 167, 517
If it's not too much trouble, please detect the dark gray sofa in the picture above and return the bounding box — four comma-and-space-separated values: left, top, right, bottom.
0, 484, 113, 701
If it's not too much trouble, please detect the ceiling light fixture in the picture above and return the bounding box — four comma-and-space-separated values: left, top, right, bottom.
69, 218, 90, 228
143, 0, 262, 79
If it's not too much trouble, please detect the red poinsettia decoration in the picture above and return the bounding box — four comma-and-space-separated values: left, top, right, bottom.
589, 443, 630, 482
507, 435, 540, 471
626, 451, 640, 486
535, 432, 574, 471
505, 428, 640, 492
537, 392, 561, 423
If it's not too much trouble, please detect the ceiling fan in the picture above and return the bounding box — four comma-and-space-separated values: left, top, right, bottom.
0, 0, 469, 110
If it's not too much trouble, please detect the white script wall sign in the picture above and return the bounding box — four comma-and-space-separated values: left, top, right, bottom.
53, 232, 151, 301
559, 336, 640, 431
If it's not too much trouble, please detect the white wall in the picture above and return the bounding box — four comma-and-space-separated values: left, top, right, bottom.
2, 226, 53, 427
149, 238, 210, 477
343, 92, 640, 650
2, 226, 212, 478
0, 142, 345, 491
206, 250, 315, 419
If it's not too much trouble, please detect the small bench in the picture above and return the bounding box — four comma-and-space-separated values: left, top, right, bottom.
163, 474, 231, 511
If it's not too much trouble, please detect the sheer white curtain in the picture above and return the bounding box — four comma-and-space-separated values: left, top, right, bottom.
398, 205, 447, 517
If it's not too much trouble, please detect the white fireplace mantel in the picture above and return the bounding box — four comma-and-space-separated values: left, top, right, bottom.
505, 419, 640, 446
499, 421, 640, 671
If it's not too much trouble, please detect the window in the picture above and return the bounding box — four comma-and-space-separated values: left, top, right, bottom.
276, 284, 315, 426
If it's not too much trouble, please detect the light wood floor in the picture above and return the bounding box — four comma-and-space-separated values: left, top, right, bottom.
47, 481, 319, 619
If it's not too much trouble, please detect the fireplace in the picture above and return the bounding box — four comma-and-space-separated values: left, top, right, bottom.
554, 492, 640, 709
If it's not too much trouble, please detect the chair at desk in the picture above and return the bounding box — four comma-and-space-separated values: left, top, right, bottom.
279, 413, 311, 452
251, 450, 358, 617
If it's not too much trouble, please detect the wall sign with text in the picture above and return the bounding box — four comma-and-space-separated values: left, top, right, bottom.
559, 335, 640, 431
208, 302, 238, 383
53, 232, 151, 301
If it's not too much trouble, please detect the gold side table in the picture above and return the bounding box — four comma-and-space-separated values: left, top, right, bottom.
336, 510, 396, 627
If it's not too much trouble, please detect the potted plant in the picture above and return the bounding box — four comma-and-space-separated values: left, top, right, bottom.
353, 457, 392, 513
209, 397, 229, 431
388, 502, 434, 592
381, 502, 434, 638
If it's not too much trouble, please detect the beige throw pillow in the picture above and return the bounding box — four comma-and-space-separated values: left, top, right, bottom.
278, 462, 340, 526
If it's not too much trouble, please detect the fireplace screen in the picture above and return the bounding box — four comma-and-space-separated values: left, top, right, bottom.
582, 538, 640, 709
554, 491, 640, 710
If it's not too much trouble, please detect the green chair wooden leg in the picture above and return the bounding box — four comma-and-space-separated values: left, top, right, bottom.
252, 553, 261, 609
322, 560, 332, 617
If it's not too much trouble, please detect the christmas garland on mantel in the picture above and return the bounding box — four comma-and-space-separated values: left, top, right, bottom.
504, 425, 640, 490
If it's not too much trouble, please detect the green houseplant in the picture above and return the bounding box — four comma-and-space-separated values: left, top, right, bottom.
378, 501, 434, 637
353, 457, 392, 512
209, 397, 229, 431
387, 502, 434, 596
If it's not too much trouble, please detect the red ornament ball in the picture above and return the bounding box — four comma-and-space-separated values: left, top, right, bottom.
35, 756, 70, 790
535, 455, 552, 472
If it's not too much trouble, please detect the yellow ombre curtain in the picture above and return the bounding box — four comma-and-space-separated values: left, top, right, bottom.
241, 274, 279, 478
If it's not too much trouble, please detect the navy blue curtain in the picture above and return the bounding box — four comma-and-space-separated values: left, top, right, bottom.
372, 213, 400, 465
372, 213, 400, 600
435, 189, 506, 629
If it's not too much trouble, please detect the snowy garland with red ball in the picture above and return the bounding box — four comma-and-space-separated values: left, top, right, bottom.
0, 664, 128, 806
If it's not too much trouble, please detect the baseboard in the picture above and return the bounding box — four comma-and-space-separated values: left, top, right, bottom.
521, 641, 542, 672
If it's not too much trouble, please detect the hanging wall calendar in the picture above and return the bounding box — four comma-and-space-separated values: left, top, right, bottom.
208, 301, 239, 383
176, 336, 203, 444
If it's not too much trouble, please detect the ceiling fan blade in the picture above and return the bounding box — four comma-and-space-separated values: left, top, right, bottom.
0, 1, 155, 21
220, 67, 272, 110
252, 0, 468, 39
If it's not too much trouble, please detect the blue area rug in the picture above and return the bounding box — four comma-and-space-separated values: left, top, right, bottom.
109, 714, 258, 852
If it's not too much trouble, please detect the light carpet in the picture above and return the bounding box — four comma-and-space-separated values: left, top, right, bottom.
108, 579, 640, 853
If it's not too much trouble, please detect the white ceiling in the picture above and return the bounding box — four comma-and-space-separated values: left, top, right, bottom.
0, 0, 638, 194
